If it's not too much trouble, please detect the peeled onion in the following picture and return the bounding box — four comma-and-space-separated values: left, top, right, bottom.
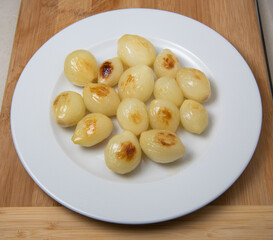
117, 34, 156, 67
64, 49, 98, 87
140, 129, 185, 163
154, 77, 184, 107
72, 113, 113, 147
154, 49, 180, 78
83, 83, 120, 117
118, 64, 154, 102
148, 99, 180, 132
105, 130, 142, 174
98, 57, 124, 87
52, 91, 86, 127
117, 98, 149, 136
176, 67, 211, 102
180, 99, 208, 134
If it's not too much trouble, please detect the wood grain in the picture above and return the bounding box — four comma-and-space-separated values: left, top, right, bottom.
0, 0, 272, 209
1, 206, 273, 239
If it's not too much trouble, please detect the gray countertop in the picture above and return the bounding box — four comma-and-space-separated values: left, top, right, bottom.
0, 0, 20, 108
258, 0, 273, 90
0, 0, 272, 109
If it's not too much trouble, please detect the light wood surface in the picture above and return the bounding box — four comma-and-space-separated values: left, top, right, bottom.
0, 0, 273, 238
1, 206, 273, 239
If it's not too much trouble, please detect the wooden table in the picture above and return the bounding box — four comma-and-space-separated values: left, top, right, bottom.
1, 0, 273, 238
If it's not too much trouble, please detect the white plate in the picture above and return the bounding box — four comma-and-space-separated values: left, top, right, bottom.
10, 9, 262, 224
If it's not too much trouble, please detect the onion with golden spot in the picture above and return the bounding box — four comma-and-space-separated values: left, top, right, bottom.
98, 57, 124, 87
118, 64, 154, 102
117, 98, 149, 136
52, 91, 86, 127
64, 50, 98, 87
148, 99, 180, 132
83, 82, 120, 117
154, 49, 180, 78
105, 131, 142, 174
140, 129, 185, 163
71, 113, 113, 147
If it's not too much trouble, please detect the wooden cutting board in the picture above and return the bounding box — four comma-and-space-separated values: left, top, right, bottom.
0, 0, 273, 238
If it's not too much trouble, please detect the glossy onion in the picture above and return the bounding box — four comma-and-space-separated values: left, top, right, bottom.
117, 98, 149, 136
64, 50, 98, 87
154, 49, 180, 78
83, 83, 120, 117
118, 64, 154, 102
148, 99, 180, 132
180, 99, 208, 134
140, 129, 185, 163
71, 113, 113, 147
105, 131, 142, 174
117, 34, 156, 67
176, 67, 211, 102
153, 77, 184, 107
98, 57, 124, 87
52, 91, 86, 127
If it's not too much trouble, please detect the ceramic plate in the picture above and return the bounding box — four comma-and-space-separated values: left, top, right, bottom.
10, 9, 262, 224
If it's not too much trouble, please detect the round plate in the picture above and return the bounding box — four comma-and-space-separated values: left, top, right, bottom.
10, 9, 262, 224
